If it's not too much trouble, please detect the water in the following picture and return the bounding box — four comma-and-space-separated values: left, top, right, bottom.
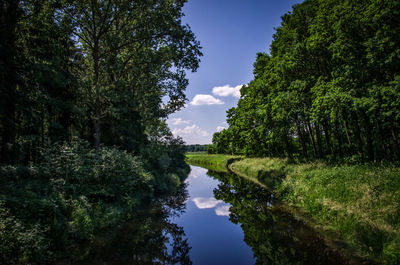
69, 165, 355, 265
170, 166, 255, 265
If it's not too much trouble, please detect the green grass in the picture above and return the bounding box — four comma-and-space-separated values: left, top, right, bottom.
229, 157, 290, 189
187, 154, 400, 264
233, 158, 400, 263
185, 153, 241, 172
283, 163, 400, 263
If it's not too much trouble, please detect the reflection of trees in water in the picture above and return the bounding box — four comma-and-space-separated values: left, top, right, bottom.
75, 184, 192, 265
207, 171, 348, 265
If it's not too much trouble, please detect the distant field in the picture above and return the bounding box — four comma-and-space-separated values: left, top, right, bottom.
186, 151, 207, 155
185, 153, 241, 172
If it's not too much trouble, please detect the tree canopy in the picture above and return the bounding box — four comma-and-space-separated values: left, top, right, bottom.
0, 0, 202, 163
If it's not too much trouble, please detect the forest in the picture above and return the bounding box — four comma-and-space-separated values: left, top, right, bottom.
0, 0, 201, 263
209, 0, 400, 162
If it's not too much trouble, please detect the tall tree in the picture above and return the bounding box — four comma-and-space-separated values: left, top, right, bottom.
0, 0, 20, 163
69, 0, 201, 149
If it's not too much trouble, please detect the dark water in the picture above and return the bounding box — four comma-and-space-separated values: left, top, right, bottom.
70, 165, 354, 265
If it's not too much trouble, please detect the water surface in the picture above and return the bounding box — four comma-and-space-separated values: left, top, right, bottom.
67, 165, 354, 265
170, 166, 255, 265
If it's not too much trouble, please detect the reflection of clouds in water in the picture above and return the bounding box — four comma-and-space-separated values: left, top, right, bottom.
192, 197, 223, 209
189, 166, 207, 178
215, 205, 230, 216
185, 166, 207, 183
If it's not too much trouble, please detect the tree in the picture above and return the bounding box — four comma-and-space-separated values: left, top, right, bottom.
69, 0, 201, 149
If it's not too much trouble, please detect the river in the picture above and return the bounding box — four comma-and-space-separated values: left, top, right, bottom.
71, 165, 353, 264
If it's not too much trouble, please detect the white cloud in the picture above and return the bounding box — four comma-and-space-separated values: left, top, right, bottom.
172, 124, 209, 137
188, 166, 207, 179
216, 126, 225, 132
212, 84, 243, 98
171, 123, 211, 144
190, 94, 224, 106
192, 197, 223, 209
215, 205, 230, 216
170, 117, 190, 126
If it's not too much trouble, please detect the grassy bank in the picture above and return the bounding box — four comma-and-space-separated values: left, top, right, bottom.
186, 154, 400, 264
185, 153, 241, 172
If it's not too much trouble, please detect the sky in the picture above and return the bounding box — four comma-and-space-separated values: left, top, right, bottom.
167, 0, 303, 144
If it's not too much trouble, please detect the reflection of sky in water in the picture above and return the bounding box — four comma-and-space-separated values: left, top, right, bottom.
171, 165, 255, 265
192, 197, 223, 209
185, 166, 207, 183
191, 197, 231, 217
215, 205, 230, 216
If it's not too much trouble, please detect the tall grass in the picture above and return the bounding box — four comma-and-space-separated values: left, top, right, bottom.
230, 157, 400, 264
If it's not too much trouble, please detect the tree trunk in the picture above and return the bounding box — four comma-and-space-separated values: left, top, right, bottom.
0, 0, 20, 163
391, 123, 399, 160
374, 114, 386, 160
296, 119, 308, 159
315, 123, 323, 158
362, 113, 374, 161
284, 129, 292, 159
93, 34, 101, 149
94, 113, 101, 150
342, 111, 353, 155
334, 120, 343, 157
323, 121, 333, 157
352, 113, 364, 161
306, 122, 318, 158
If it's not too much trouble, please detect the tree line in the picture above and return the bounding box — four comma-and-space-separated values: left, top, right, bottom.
209, 0, 400, 162
0, 0, 201, 165
186, 144, 208, 152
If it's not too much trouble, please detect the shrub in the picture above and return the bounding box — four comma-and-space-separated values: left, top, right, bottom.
0, 138, 186, 264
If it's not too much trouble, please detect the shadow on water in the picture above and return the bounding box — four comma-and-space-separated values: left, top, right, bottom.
59, 184, 192, 265
207, 170, 355, 265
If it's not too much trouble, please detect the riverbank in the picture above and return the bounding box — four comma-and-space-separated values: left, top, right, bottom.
185, 153, 400, 264
185, 153, 241, 172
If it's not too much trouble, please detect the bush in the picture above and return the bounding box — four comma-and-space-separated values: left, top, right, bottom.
0, 138, 187, 264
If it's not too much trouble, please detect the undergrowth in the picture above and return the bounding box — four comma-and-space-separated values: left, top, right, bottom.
0, 139, 189, 264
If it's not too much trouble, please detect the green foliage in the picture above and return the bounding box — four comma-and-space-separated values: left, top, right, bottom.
383, 236, 400, 265
228, 157, 400, 263
0, 139, 189, 264
212, 0, 400, 162
1, 0, 201, 163
0, 203, 50, 264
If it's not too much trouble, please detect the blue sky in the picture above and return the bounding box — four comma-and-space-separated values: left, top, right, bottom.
168, 0, 303, 144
